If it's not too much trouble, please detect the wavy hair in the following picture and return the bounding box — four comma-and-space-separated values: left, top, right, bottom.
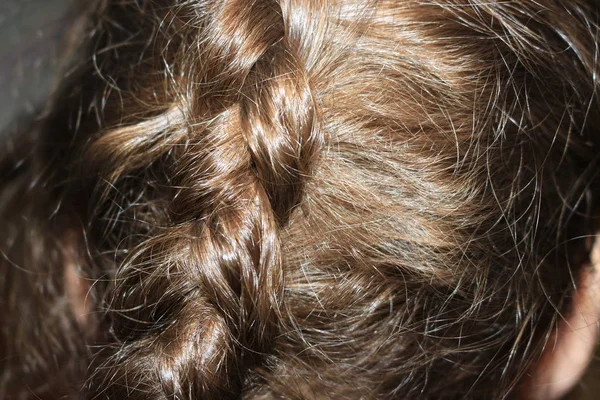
1, 0, 600, 399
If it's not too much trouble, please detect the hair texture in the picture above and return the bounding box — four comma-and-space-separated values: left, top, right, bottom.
1, 0, 600, 399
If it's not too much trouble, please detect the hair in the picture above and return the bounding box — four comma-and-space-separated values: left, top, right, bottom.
1, 0, 600, 399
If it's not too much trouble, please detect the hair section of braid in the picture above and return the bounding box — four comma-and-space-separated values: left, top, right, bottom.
75, 0, 324, 399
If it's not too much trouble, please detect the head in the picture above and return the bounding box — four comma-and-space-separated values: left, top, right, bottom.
1, 0, 600, 399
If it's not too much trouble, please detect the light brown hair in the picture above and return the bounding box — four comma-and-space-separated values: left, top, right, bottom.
1, 0, 600, 399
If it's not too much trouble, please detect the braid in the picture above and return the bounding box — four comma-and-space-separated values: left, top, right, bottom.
82, 0, 323, 398
3, 0, 598, 398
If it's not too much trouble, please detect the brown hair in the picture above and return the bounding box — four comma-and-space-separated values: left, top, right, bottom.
1, 0, 600, 398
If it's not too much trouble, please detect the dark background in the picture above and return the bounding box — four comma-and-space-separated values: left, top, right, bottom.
0, 0, 76, 136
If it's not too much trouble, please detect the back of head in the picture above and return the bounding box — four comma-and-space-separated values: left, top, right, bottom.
1, 0, 599, 399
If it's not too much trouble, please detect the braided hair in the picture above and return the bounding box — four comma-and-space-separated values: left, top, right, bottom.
1, 0, 600, 399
